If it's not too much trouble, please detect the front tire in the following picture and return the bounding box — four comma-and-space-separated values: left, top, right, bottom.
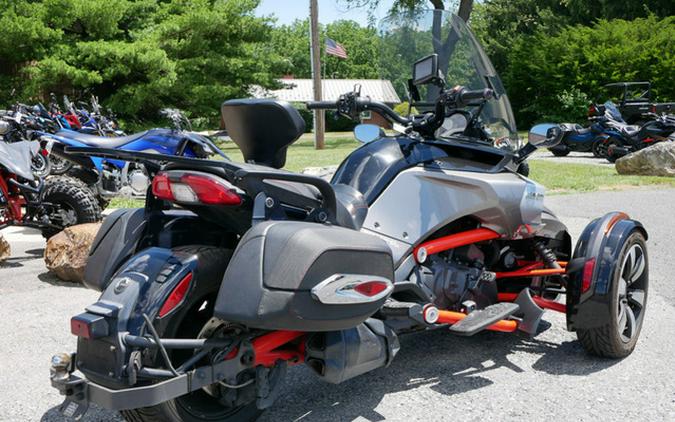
121, 246, 265, 422
549, 146, 570, 157
577, 231, 648, 358
40, 176, 102, 238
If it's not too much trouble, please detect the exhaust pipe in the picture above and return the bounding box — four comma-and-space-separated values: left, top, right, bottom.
305, 319, 399, 384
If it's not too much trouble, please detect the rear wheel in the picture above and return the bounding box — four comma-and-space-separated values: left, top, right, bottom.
577, 232, 648, 358
121, 246, 266, 422
40, 176, 102, 238
49, 155, 73, 176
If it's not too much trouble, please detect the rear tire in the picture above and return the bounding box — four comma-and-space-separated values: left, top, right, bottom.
577, 232, 648, 358
40, 176, 102, 238
121, 246, 264, 422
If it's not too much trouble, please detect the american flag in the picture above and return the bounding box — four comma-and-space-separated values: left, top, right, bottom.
325, 38, 348, 59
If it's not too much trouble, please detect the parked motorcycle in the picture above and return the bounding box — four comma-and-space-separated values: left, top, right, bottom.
0, 138, 101, 238
49, 12, 648, 422
41, 109, 224, 208
0, 105, 55, 177
601, 107, 675, 162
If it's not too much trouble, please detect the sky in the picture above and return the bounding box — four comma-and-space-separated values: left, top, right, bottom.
255, 0, 397, 26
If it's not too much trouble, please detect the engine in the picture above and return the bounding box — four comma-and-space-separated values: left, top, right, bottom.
413, 244, 498, 311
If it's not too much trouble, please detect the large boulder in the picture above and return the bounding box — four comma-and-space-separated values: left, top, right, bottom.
615, 142, 675, 177
0, 234, 9, 262
44, 223, 102, 282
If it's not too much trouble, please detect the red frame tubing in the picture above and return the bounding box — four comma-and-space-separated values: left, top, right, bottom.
414, 228, 501, 263
497, 292, 566, 313
0, 172, 23, 224
251, 330, 305, 367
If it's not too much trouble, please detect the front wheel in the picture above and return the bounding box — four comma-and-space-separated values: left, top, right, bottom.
40, 176, 102, 238
591, 140, 605, 158
549, 146, 570, 157
31, 152, 52, 178
577, 231, 648, 358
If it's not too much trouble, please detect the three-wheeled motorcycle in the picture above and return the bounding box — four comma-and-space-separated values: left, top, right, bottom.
50, 12, 648, 422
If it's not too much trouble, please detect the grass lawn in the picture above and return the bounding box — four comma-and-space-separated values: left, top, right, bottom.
110, 136, 675, 208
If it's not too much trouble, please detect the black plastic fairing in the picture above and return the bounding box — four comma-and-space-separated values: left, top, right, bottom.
566, 213, 647, 331
332, 136, 514, 205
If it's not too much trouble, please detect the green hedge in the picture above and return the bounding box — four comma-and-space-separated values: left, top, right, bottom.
504, 15, 674, 127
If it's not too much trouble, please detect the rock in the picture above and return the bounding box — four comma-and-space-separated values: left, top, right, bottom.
615, 142, 675, 177
0, 234, 10, 262
44, 223, 102, 282
301, 165, 338, 181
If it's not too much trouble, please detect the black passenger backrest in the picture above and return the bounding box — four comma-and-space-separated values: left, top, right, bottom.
221, 99, 305, 169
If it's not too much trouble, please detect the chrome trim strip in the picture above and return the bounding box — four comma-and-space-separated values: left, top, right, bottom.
310, 273, 393, 304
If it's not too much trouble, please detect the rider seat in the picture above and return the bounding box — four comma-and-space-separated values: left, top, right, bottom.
221, 99, 305, 169
55, 130, 149, 148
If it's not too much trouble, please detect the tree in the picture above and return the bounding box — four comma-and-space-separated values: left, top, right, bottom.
340, 0, 474, 22
0, 0, 284, 125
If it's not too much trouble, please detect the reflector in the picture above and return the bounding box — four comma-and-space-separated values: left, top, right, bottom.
158, 273, 193, 318
582, 257, 596, 293
353, 281, 389, 297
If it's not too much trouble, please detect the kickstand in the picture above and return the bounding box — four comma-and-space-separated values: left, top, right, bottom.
514, 289, 545, 336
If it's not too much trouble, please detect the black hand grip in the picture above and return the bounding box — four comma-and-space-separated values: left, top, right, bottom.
306, 101, 337, 110
459, 88, 494, 104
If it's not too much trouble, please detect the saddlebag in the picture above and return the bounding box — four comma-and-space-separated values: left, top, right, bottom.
214, 221, 394, 331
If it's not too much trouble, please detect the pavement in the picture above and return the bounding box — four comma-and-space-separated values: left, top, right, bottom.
1, 188, 674, 421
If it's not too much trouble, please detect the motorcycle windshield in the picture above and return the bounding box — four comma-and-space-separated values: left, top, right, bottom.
378, 11, 518, 143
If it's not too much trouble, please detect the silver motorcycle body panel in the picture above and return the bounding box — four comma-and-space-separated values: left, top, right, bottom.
0, 141, 37, 181
361, 165, 548, 265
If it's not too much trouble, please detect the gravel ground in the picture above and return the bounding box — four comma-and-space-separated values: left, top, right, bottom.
1, 188, 674, 422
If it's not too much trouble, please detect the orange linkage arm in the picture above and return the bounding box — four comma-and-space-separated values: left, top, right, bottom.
414, 228, 501, 263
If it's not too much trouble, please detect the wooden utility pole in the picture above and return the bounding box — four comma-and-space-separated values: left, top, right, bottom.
309, 0, 325, 149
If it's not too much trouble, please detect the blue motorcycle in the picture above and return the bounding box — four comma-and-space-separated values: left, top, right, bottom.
547, 104, 625, 157
42, 109, 225, 208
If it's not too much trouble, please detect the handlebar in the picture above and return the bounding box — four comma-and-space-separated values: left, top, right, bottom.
306, 101, 337, 110
306, 85, 495, 135
458, 88, 493, 105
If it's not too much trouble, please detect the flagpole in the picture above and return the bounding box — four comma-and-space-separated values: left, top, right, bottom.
309, 0, 325, 150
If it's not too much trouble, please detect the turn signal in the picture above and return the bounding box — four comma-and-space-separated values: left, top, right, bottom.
152, 171, 242, 206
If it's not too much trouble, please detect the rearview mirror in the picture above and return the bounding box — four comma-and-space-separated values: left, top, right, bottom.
413, 54, 439, 86
528, 124, 562, 148
354, 124, 384, 144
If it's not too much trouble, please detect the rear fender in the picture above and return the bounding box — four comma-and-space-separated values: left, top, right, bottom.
84, 208, 224, 292
75, 247, 199, 388
566, 212, 647, 331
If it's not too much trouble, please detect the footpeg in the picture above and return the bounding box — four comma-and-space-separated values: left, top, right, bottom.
514, 289, 545, 335
447, 302, 520, 336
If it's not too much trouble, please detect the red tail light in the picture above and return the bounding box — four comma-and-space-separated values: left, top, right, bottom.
70, 313, 109, 339
40, 148, 49, 157
353, 280, 389, 297
152, 171, 241, 206
158, 273, 193, 318
581, 258, 596, 293
588, 104, 596, 116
